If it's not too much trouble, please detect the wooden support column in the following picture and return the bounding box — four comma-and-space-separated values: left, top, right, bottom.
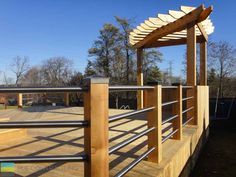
83, 77, 109, 177
200, 41, 207, 85
172, 85, 182, 140
187, 25, 196, 85
187, 25, 197, 125
17, 93, 23, 108
146, 83, 162, 163
137, 48, 144, 109
64, 92, 69, 107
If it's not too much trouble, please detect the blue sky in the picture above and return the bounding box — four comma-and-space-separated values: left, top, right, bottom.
0, 0, 235, 80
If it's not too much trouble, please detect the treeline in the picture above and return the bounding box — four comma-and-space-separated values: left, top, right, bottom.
1, 56, 77, 87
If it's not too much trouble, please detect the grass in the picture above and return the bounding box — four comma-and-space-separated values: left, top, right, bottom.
0, 105, 19, 110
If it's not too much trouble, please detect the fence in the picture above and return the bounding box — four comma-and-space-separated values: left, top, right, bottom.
0, 77, 203, 177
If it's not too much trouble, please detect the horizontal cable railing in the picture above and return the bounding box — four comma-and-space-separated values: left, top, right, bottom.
183, 117, 194, 127
108, 84, 158, 176
162, 86, 178, 89
109, 85, 154, 91
109, 107, 155, 122
162, 129, 179, 143
0, 155, 87, 163
109, 127, 155, 154
182, 106, 194, 114
114, 147, 155, 177
162, 115, 178, 125
182, 86, 194, 89
0, 86, 87, 93
162, 124, 172, 134
0, 85, 90, 172
0, 120, 88, 128
182, 96, 194, 101
162, 100, 178, 107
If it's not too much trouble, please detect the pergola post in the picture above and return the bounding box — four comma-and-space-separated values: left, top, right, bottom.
187, 25, 196, 86
137, 48, 144, 109
200, 41, 207, 85
187, 24, 197, 125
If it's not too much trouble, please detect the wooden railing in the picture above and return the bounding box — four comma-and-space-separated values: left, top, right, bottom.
0, 77, 206, 177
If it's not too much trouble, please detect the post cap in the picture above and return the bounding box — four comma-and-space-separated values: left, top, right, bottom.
83, 76, 109, 86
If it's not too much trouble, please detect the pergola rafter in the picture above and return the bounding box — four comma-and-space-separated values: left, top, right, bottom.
129, 4, 214, 109
129, 5, 214, 48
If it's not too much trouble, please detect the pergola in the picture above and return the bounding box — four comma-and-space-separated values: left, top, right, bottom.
129, 5, 214, 109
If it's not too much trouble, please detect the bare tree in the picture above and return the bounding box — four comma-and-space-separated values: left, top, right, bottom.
21, 67, 43, 86
41, 57, 73, 86
3, 73, 14, 86
208, 41, 236, 97
10, 56, 30, 86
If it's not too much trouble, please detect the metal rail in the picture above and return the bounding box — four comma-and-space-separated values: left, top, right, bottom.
162, 115, 178, 125
114, 147, 155, 177
0, 155, 87, 163
162, 124, 172, 134
109, 127, 155, 154
109, 107, 155, 122
162, 100, 178, 107
182, 86, 193, 89
0, 87, 87, 93
162, 129, 178, 143
183, 117, 194, 126
182, 96, 194, 101
182, 106, 194, 114
109, 85, 154, 91
0, 120, 88, 128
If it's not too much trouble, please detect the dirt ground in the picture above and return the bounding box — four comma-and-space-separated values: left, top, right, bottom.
191, 119, 236, 177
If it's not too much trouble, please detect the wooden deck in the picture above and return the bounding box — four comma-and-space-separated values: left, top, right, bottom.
0, 106, 203, 177
0, 106, 151, 176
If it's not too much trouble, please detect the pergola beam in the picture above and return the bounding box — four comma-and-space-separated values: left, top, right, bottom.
144, 35, 205, 48
134, 5, 207, 48
197, 23, 208, 41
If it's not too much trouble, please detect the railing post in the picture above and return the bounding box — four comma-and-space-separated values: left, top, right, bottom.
83, 77, 109, 177
172, 85, 182, 140
146, 82, 162, 163
17, 93, 23, 108
64, 92, 70, 106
